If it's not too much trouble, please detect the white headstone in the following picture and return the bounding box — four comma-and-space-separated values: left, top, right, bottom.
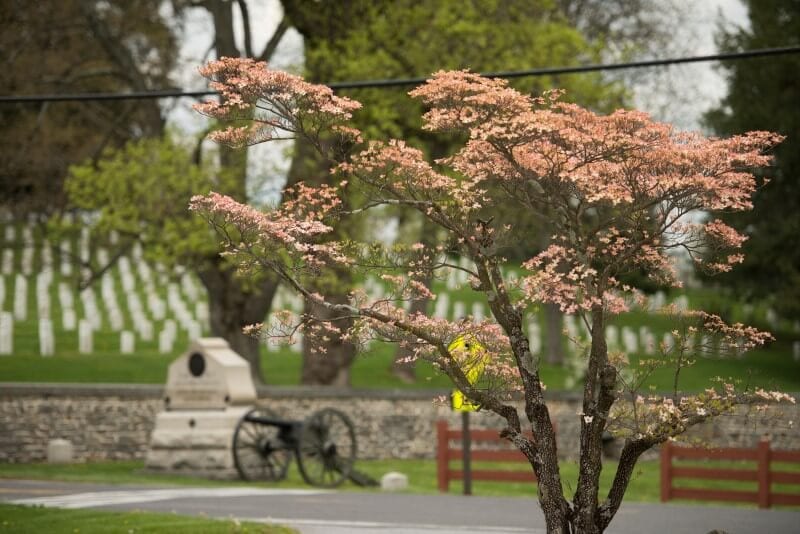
291, 331, 303, 353
96, 247, 109, 267
22, 225, 33, 244
39, 318, 54, 356
13, 274, 27, 321
0, 311, 12, 354
528, 320, 542, 354
20, 246, 33, 276
605, 325, 619, 349
445, 268, 458, 290
41, 244, 53, 268
662, 332, 675, 353
79, 227, 90, 262
78, 319, 93, 353
136, 317, 154, 341
58, 282, 73, 309
1, 249, 12, 275
195, 301, 209, 326
471, 302, 485, 321
433, 293, 449, 319
36, 273, 51, 319
80, 288, 102, 330
121, 271, 135, 293
452, 301, 466, 320
621, 326, 638, 353
640, 328, 656, 355
164, 319, 177, 337
120, 330, 135, 354
564, 315, 579, 339
62, 308, 76, 331
181, 275, 199, 302
793, 341, 800, 362
158, 328, 174, 354
107, 308, 124, 332
185, 321, 202, 343
109, 229, 119, 245
4, 226, 14, 242
0, 276, 4, 309
766, 308, 779, 329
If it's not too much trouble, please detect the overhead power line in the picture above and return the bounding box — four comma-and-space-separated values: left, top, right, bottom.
2, 45, 800, 104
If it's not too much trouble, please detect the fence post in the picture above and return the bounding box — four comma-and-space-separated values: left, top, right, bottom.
757, 438, 771, 509
660, 440, 672, 502
437, 420, 449, 493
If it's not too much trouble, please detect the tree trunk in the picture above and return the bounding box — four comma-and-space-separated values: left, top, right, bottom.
573, 308, 616, 533
301, 290, 356, 386
198, 264, 279, 384
544, 302, 565, 365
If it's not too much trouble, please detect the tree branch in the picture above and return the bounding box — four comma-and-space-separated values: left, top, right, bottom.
258, 15, 289, 62
235, 0, 254, 58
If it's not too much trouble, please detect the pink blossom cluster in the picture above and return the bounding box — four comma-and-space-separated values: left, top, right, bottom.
195, 57, 362, 148
189, 189, 345, 269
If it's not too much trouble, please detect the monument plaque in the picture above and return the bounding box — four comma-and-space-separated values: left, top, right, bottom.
146, 338, 257, 479
164, 337, 256, 410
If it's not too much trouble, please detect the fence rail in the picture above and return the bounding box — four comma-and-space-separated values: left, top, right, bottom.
436, 420, 537, 493
660, 439, 800, 508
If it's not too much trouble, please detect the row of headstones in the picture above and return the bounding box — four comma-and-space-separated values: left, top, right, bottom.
5, 220, 797, 330
0, 311, 192, 356
0, 225, 209, 355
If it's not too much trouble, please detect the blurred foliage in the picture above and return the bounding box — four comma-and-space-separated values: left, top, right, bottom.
65, 137, 218, 269
704, 0, 800, 320
0, 0, 176, 216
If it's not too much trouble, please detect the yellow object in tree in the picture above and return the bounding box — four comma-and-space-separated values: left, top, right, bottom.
448, 335, 489, 412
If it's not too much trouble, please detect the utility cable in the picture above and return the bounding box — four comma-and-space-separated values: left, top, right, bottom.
1, 45, 799, 104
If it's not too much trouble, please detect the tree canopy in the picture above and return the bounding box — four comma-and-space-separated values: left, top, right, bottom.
190, 58, 792, 533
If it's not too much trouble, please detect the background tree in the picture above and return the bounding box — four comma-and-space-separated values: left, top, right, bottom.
59, 1, 291, 382
0, 0, 175, 216
705, 0, 800, 320
191, 60, 792, 534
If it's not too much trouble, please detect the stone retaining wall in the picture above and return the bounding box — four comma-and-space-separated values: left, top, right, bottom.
0, 383, 796, 464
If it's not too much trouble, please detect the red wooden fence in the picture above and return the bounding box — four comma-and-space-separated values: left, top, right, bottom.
660, 439, 800, 508
436, 420, 537, 493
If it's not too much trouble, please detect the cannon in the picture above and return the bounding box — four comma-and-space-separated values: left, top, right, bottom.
232, 407, 358, 487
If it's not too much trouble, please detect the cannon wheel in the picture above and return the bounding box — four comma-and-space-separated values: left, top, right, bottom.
296, 408, 357, 487
232, 407, 291, 482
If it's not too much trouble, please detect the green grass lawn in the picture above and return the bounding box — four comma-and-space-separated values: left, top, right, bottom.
0, 503, 295, 533
1, 338, 797, 392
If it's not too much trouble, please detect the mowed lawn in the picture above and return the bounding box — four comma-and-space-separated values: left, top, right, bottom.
0, 503, 296, 533
1, 337, 799, 392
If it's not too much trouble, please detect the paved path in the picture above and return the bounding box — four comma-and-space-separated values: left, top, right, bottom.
2, 478, 798, 533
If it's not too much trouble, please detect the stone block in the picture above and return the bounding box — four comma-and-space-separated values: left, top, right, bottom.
381, 471, 408, 491
47, 439, 74, 463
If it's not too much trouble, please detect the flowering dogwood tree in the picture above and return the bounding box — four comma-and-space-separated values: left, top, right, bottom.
190, 58, 793, 533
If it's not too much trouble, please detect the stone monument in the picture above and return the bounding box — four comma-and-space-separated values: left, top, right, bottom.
145, 337, 256, 479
